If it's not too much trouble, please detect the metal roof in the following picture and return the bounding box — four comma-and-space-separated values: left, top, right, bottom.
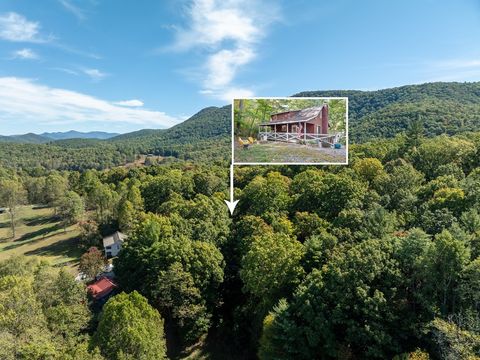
265, 105, 325, 125
103, 231, 127, 247
87, 277, 117, 300
260, 119, 311, 125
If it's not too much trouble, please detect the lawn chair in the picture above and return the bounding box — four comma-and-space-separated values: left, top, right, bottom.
238, 137, 251, 149
248, 137, 256, 145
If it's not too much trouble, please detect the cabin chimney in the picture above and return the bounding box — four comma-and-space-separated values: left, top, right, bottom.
321, 104, 329, 134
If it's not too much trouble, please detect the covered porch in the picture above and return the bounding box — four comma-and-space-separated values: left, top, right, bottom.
258, 121, 341, 147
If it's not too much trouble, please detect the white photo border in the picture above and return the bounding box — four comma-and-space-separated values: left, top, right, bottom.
232, 97, 349, 166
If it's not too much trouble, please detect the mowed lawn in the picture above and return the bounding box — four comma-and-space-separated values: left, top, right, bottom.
0, 205, 82, 269
234, 142, 347, 164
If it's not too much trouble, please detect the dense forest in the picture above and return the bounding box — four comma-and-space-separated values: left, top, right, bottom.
1, 82, 480, 359
1, 124, 480, 358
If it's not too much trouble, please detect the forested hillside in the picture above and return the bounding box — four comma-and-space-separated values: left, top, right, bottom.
1, 83, 480, 170
1, 128, 480, 359
1, 85, 480, 358
109, 105, 230, 160
0, 106, 231, 170
296, 81, 480, 142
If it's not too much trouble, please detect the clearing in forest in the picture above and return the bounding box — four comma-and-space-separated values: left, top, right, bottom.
0, 205, 82, 269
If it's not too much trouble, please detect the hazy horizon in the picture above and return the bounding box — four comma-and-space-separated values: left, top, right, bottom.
1, 0, 479, 135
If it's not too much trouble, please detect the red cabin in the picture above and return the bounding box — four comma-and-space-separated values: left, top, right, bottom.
259, 105, 329, 136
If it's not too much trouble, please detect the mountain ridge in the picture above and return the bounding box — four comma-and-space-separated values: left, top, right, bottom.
42, 130, 119, 140
1, 82, 480, 170
294, 81, 480, 142
0, 130, 120, 143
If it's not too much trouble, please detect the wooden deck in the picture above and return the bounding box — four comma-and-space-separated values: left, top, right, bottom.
258, 131, 342, 146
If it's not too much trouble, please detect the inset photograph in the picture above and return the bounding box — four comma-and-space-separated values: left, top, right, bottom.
233, 98, 348, 165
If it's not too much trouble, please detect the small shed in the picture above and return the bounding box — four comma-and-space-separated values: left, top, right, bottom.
87, 277, 117, 301
103, 231, 127, 258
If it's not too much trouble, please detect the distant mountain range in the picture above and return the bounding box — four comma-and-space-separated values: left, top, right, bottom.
0, 130, 119, 144
0, 105, 231, 170
1, 81, 480, 170
42, 130, 120, 140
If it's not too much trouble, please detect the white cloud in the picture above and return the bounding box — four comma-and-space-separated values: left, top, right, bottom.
206, 48, 254, 88
420, 58, 480, 83
58, 0, 86, 21
0, 12, 100, 60
0, 12, 50, 42
83, 68, 108, 81
51, 67, 79, 76
0, 77, 180, 128
11, 48, 39, 60
170, 0, 280, 100
216, 87, 255, 102
433, 59, 480, 69
114, 99, 144, 107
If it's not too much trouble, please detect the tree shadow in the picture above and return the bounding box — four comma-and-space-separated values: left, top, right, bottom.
25, 235, 82, 259
23, 215, 58, 227
17, 223, 62, 242
1, 231, 54, 250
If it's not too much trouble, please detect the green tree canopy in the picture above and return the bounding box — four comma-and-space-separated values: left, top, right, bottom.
94, 291, 167, 360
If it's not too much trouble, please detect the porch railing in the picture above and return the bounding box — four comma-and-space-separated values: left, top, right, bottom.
258, 132, 342, 146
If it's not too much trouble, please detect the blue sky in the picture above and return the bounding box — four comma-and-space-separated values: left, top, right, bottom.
0, 0, 479, 135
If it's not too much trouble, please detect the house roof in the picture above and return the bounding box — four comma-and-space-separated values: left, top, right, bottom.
87, 277, 117, 300
261, 105, 326, 125
103, 231, 127, 248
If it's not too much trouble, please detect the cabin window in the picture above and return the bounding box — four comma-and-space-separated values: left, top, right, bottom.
281, 125, 287, 132
292, 125, 298, 132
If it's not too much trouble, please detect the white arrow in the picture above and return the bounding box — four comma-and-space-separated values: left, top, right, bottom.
224, 164, 239, 215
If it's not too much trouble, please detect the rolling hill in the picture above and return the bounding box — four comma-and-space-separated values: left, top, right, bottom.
0, 133, 51, 144
110, 105, 230, 145
107, 105, 231, 159
295, 81, 480, 142
2, 82, 480, 170
0, 105, 231, 170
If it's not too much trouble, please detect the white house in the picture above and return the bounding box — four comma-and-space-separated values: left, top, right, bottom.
103, 231, 127, 258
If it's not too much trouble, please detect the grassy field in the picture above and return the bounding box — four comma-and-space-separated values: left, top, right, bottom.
0, 205, 82, 269
234, 142, 347, 164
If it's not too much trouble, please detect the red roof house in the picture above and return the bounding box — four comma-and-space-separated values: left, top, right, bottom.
87, 277, 117, 300
257, 104, 341, 145
260, 105, 329, 135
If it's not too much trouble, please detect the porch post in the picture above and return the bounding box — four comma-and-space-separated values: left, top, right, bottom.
303, 122, 306, 141
287, 124, 289, 142
321, 105, 329, 135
